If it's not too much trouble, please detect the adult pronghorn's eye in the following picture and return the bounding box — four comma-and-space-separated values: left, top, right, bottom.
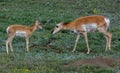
56, 26, 59, 28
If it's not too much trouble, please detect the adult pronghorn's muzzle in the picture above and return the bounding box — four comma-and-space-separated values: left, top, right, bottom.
51, 30, 54, 34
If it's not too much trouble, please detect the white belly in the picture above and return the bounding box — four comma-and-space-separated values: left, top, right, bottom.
72, 29, 78, 33
15, 31, 26, 37
82, 24, 97, 32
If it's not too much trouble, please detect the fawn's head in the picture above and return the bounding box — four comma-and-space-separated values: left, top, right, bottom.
35, 20, 43, 29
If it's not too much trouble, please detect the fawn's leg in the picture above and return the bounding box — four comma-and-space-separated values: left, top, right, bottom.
26, 37, 29, 52
9, 34, 15, 52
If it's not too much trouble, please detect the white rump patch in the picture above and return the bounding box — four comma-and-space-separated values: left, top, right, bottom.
82, 24, 97, 32
6, 26, 10, 33
104, 18, 110, 26
15, 31, 26, 37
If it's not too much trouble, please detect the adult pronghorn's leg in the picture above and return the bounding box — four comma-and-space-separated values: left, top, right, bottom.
104, 36, 109, 51
108, 33, 112, 50
6, 38, 10, 54
72, 33, 80, 52
105, 32, 112, 50
82, 32, 90, 54
26, 37, 29, 52
98, 27, 112, 51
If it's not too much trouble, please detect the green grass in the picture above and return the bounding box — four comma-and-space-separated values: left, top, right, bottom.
0, 0, 120, 73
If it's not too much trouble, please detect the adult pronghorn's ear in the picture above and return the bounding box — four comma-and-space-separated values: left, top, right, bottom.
57, 22, 64, 26
60, 22, 64, 25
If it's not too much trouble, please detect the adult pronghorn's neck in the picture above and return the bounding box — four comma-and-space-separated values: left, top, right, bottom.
62, 22, 76, 30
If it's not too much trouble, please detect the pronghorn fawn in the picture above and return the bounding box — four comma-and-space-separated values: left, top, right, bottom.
6, 20, 42, 54
51, 15, 112, 54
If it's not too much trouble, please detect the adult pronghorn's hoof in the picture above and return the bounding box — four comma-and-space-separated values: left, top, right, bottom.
87, 51, 90, 54
87, 49, 90, 54
72, 50, 75, 52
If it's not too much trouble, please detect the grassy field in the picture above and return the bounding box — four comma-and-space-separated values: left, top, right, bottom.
0, 0, 120, 73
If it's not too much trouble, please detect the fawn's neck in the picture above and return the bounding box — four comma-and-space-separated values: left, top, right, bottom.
31, 24, 37, 33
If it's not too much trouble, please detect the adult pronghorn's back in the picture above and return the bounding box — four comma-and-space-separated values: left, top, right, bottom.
72, 15, 110, 32
72, 15, 112, 53
51, 15, 112, 54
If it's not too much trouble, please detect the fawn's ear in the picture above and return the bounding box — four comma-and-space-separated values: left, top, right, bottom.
35, 20, 40, 25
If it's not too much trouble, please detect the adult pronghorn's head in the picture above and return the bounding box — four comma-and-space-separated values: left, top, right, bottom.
35, 20, 43, 29
51, 22, 64, 34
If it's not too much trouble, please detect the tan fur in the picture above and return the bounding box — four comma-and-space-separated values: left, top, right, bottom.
6, 20, 42, 54
62, 15, 106, 30
52, 15, 112, 54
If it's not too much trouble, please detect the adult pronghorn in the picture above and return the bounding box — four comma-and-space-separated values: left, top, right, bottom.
51, 15, 112, 54
6, 20, 42, 54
